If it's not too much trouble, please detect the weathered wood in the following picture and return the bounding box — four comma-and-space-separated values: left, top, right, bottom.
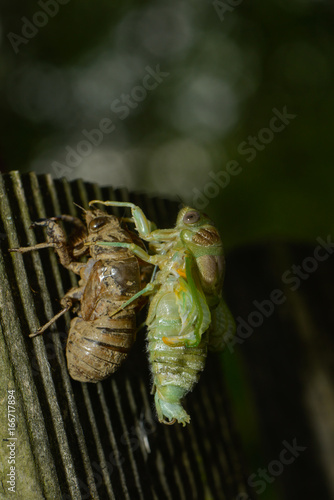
0, 172, 252, 499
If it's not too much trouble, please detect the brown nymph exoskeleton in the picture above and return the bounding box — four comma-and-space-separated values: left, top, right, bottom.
9, 207, 152, 382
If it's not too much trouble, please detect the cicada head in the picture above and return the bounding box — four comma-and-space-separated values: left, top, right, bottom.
85, 208, 119, 229
176, 207, 222, 249
85, 208, 132, 259
176, 207, 225, 298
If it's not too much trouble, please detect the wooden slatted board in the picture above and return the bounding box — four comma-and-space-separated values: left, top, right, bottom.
0, 171, 252, 500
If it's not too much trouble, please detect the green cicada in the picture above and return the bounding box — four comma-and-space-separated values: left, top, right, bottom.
88, 201, 235, 425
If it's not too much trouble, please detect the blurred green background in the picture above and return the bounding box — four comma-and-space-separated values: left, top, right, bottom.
1, 0, 333, 250
1, 1, 333, 499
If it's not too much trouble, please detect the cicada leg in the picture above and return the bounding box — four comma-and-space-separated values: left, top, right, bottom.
87, 240, 165, 266
108, 281, 156, 318
89, 200, 177, 244
30, 280, 86, 337
9, 218, 83, 273
53, 214, 88, 258
30, 296, 74, 337
9, 241, 58, 253
89, 200, 155, 238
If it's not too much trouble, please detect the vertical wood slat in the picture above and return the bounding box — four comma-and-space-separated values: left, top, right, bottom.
32, 172, 100, 499
97, 383, 131, 500
0, 173, 64, 499
0, 171, 252, 499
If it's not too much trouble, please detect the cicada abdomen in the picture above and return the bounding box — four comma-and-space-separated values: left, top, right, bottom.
145, 259, 212, 425
147, 288, 209, 425
66, 255, 140, 383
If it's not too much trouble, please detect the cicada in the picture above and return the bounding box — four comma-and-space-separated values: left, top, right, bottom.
87, 201, 236, 425
9, 208, 151, 382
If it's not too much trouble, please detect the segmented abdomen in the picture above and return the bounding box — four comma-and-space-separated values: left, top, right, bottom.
66, 312, 136, 382
147, 290, 208, 425
66, 257, 140, 383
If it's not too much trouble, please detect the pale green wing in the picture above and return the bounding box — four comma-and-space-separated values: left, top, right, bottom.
208, 298, 236, 352
163, 255, 211, 347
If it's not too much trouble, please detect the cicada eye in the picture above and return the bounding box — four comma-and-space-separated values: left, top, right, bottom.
89, 216, 108, 232
183, 211, 200, 224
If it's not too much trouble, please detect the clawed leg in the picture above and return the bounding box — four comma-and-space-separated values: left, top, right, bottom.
51, 215, 88, 258
88, 200, 163, 240
86, 240, 164, 267
89, 200, 177, 244
9, 218, 68, 255
30, 296, 74, 337
9, 218, 85, 273
9, 241, 58, 253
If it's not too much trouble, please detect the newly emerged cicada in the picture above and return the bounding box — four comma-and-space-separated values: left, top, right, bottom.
88, 201, 236, 425
9, 208, 152, 382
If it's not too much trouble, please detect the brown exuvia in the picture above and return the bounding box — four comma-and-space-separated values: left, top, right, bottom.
9, 208, 151, 382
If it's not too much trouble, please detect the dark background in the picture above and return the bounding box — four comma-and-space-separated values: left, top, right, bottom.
1, 1, 333, 499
